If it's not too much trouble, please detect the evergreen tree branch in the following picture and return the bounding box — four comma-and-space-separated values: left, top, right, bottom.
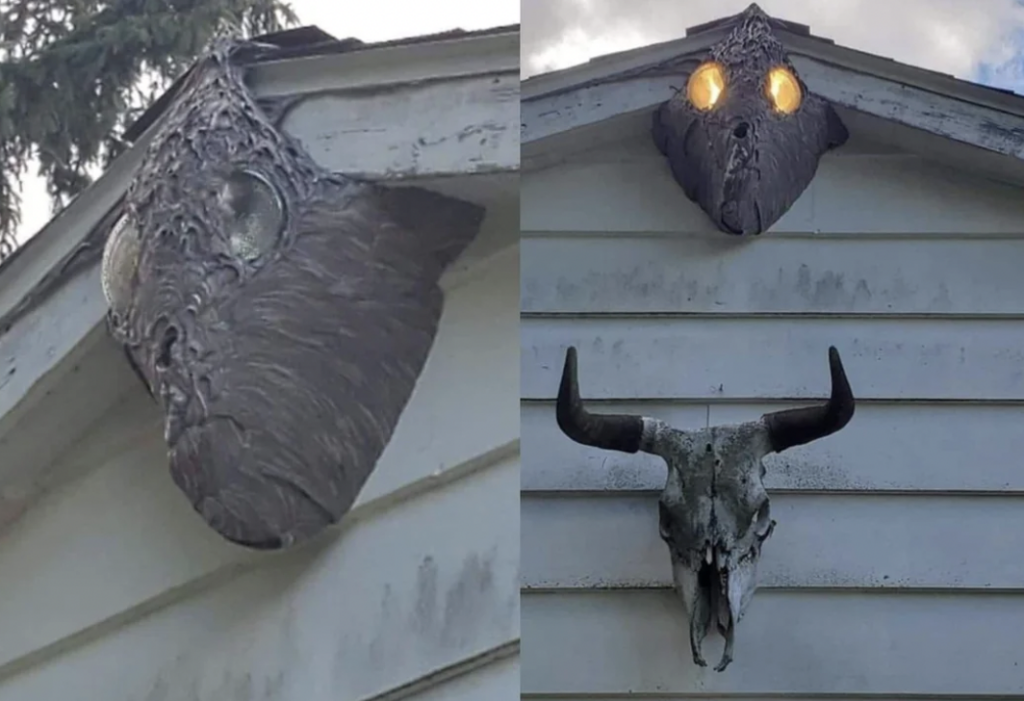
0, 0, 297, 260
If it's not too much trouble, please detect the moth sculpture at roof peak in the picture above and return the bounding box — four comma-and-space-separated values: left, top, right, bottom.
652, 3, 849, 235
555, 344, 856, 672
101, 37, 484, 550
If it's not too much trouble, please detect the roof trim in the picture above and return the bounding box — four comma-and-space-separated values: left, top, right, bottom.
125, 23, 520, 141
249, 26, 518, 98
523, 15, 1023, 117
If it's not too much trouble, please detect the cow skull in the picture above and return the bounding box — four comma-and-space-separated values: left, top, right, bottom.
555, 345, 855, 671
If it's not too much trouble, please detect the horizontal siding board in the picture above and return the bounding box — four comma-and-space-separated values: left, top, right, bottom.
0, 455, 520, 700
0, 246, 519, 674
521, 493, 1024, 590
0, 411, 242, 676
521, 317, 1024, 401
521, 589, 1024, 696
521, 236, 1024, 315
521, 401, 1024, 493
311, 453, 522, 701
406, 653, 519, 701
522, 152, 1024, 234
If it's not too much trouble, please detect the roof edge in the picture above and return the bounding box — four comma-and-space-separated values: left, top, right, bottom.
523, 24, 1024, 120
683, 3, 813, 37
126, 23, 520, 141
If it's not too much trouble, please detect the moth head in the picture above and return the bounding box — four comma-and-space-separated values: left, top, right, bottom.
653, 3, 848, 235
102, 165, 289, 392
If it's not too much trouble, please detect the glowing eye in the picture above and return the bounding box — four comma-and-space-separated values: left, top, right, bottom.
766, 66, 802, 114
687, 62, 726, 111
101, 213, 141, 315
220, 170, 285, 262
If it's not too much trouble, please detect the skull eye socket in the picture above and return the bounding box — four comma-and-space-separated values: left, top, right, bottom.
220, 170, 286, 262
101, 212, 141, 316
766, 66, 802, 114
687, 62, 726, 111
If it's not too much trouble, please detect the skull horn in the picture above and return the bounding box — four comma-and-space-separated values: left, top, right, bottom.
762, 345, 855, 453
556, 346, 646, 454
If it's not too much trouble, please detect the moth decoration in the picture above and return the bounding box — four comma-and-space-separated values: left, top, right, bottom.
652, 3, 849, 235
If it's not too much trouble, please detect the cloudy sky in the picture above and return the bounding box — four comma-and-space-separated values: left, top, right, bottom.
523, 0, 1024, 87
12, 0, 519, 246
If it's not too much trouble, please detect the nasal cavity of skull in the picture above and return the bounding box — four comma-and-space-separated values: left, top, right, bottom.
733, 122, 750, 139
156, 326, 179, 370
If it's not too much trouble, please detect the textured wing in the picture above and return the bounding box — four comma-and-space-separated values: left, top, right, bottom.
652, 98, 706, 205
653, 90, 847, 235
167, 179, 482, 549
751, 93, 849, 231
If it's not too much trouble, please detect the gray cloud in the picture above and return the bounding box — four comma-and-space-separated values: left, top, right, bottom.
522, 0, 1024, 85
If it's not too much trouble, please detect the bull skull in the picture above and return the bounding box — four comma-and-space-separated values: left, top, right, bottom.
555, 345, 855, 671
101, 37, 483, 549
652, 3, 849, 235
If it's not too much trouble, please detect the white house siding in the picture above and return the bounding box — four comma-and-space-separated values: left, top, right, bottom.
0, 214, 519, 700
520, 130, 1024, 697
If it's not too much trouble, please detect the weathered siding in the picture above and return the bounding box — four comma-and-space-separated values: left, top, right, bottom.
0, 220, 519, 700
520, 131, 1024, 697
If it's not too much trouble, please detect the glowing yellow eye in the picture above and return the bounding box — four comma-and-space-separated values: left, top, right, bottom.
766, 66, 802, 114
687, 62, 726, 111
